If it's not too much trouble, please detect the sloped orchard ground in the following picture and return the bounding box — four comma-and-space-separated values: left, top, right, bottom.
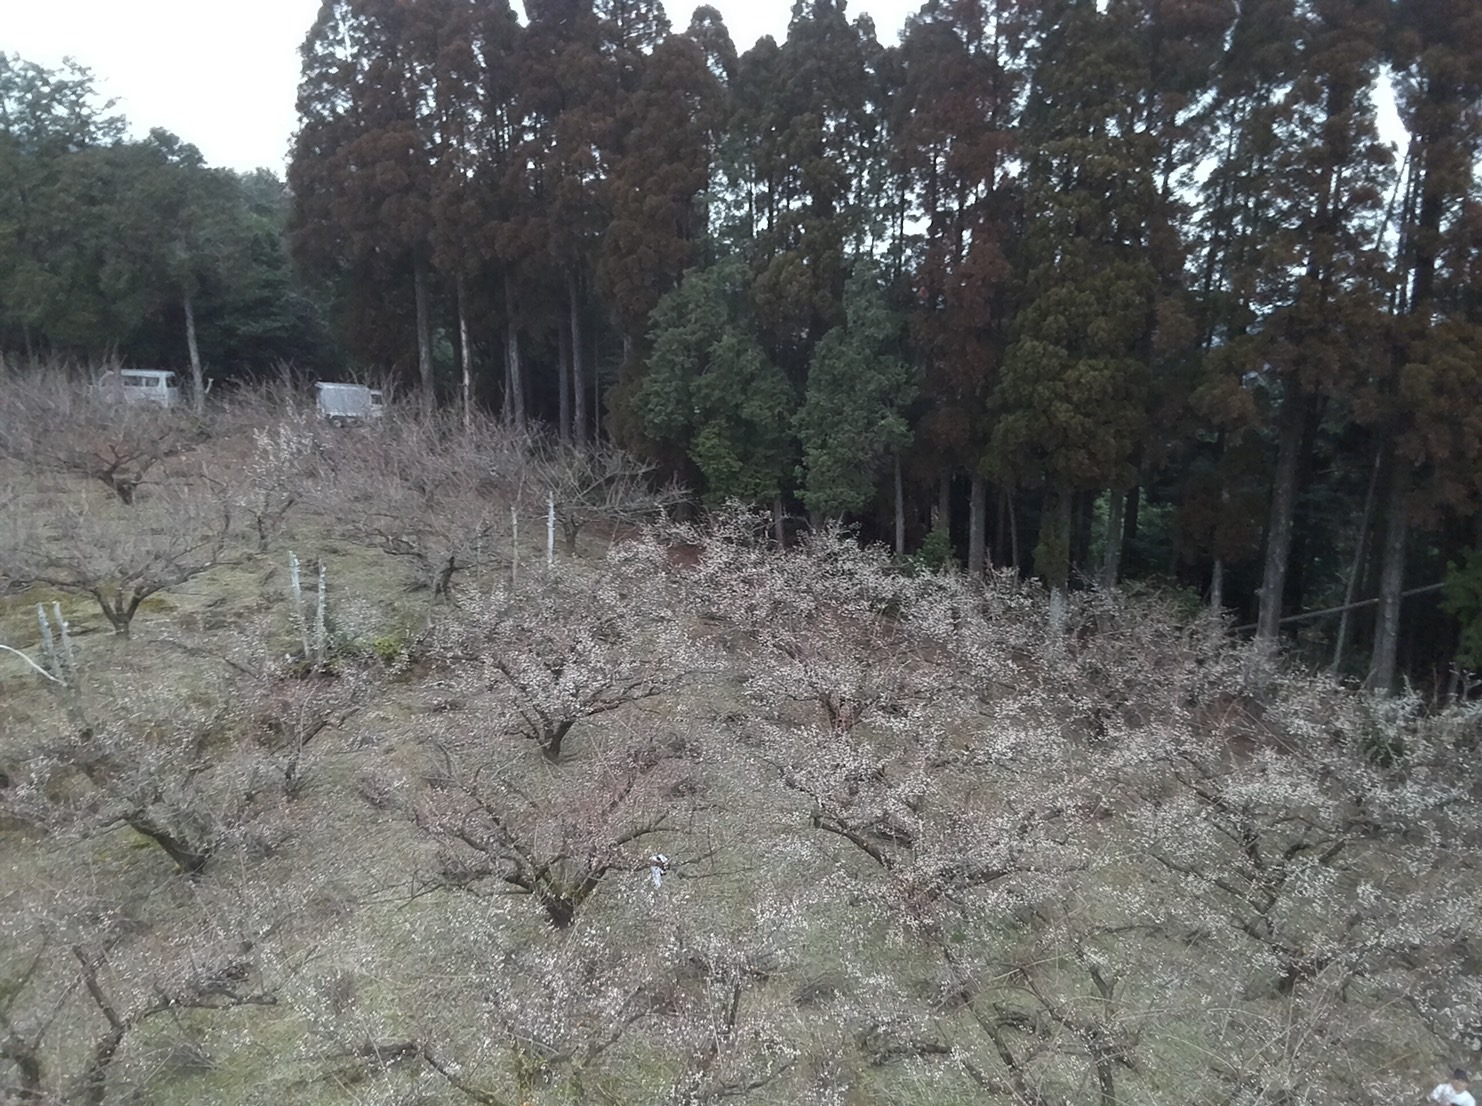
2, 407, 1480, 1106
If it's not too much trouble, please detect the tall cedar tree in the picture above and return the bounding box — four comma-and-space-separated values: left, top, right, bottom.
1100, 0, 1229, 589
420, 0, 487, 427
509, 0, 613, 443
990, 0, 1162, 593
1249, 0, 1392, 649
1183, 0, 1299, 610
598, 29, 721, 445
893, 0, 1024, 574
290, 0, 441, 408
726, 0, 884, 383
1364, 0, 1482, 688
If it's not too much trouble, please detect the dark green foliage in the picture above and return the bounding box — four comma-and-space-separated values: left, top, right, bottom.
0, 55, 332, 374
794, 269, 914, 518
636, 261, 795, 505
1443, 549, 1482, 670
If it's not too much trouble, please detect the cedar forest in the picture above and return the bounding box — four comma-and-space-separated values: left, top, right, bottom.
3, 0, 1482, 686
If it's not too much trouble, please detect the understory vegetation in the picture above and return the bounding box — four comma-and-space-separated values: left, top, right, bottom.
2, 373, 1479, 1106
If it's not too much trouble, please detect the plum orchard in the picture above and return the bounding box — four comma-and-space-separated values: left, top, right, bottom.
2, 495, 1479, 1105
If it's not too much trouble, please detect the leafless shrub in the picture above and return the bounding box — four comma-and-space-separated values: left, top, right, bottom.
0, 480, 241, 636
223, 653, 367, 801
415, 729, 695, 928
224, 413, 323, 553
429, 536, 715, 761
532, 439, 689, 555
674, 512, 964, 732
313, 410, 520, 597
0, 923, 277, 1106
0, 368, 208, 504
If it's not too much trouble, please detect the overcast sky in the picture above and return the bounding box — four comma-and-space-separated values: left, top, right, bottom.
5, 0, 918, 174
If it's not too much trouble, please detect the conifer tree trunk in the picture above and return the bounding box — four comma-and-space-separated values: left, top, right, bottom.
1367, 456, 1409, 692
570, 272, 586, 446
1256, 391, 1308, 648
593, 331, 604, 440
504, 277, 526, 434
414, 258, 434, 412
1101, 488, 1125, 589
893, 452, 905, 556
1210, 558, 1225, 611
967, 473, 987, 576
557, 323, 572, 444
183, 290, 204, 416
1036, 488, 1074, 593
457, 275, 472, 433
1332, 446, 1381, 673
1007, 490, 1020, 570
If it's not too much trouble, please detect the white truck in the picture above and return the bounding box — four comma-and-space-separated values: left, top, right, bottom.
315, 382, 384, 426
94, 369, 183, 408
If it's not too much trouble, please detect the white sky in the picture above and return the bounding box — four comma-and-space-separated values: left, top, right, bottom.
4, 0, 917, 174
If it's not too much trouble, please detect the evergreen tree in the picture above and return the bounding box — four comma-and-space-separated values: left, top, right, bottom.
0, 54, 126, 356
725, 0, 886, 379
1364, 0, 1482, 688
990, 0, 1163, 593
1182, 0, 1299, 610
794, 268, 915, 522
893, 0, 1024, 572
290, 0, 442, 406
1248, 0, 1393, 649
636, 259, 795, 508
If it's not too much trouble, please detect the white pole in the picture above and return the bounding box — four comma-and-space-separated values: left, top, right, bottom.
289, 552, 310, 659
314, 561, 327, 666
547, 493, 556, 567
510, 505, 519, 588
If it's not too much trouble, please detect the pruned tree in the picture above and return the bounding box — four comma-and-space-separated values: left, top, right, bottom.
533, 439, 689, 555
225, 644, 367, 799
416, 730, 694, 928
6, 662, 274, 877
759, 572, 1482, 1104
0, 627, 296, 1104
316, 411, 521, 596
0, 927, 277, 1106
678, 515, 956, 732
0, 480, 239, 636
345, 892, 802, 1106
431, 536, 714, 761
0, 370, 207, 505
220, 410, 322, 553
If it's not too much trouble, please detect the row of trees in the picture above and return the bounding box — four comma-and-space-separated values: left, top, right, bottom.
0, 54, 333, 379
285, 0, 1482, 690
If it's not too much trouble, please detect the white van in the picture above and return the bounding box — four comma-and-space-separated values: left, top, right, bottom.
95, 369, 182, 409
316, 382, 384, 425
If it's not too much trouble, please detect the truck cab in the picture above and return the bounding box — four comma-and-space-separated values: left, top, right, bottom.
316, 382, 385, 426
94, 369, 182, 408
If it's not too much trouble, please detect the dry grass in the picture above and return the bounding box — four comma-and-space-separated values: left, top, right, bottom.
0, 381, 1475, 1106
